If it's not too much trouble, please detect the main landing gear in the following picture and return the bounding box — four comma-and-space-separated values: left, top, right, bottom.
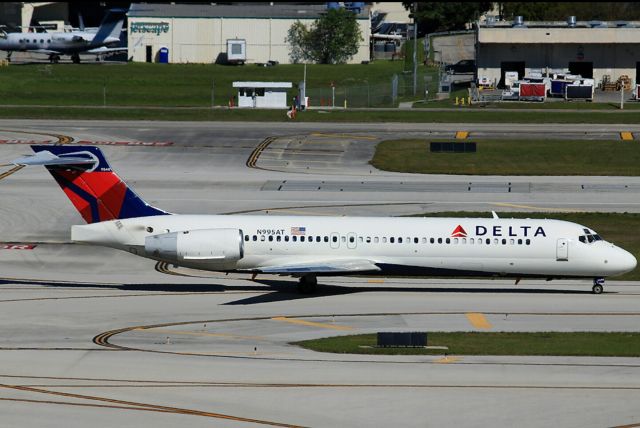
71, 53, 81, 64
592, 277, 605, 295
297, 274, 318, 294
49, 54, 60, 64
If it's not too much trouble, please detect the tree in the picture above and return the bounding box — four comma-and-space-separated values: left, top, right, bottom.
404, 2, 492, 35
286, 8, 362, 64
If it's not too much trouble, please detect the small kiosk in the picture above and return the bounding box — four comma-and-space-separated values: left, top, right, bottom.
232, 81, 292, 108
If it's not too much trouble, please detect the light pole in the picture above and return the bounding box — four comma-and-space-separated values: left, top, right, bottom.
412, 2, 418, 96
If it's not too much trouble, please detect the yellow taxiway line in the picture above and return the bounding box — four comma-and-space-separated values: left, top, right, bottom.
492, 202, 583, 213
466, 313, 492, 329
271, 316, 354, 331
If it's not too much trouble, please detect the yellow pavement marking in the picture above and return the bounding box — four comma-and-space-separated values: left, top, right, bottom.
492, 202, 582, 213
466, 313, 492, 329
271, 316, 354, 331
455, 131, 469, 139
310, 132, 377, 140
620, 132, 634, 140
367, 279, 385, 283
434, 356, 460, 364
134, 328, 266, 341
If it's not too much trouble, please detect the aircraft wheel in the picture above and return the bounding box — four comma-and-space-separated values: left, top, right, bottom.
297, 275, 317, 294
71, 54, 80, 64
592, 278, 604, 295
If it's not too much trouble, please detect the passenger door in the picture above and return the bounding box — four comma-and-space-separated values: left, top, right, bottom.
556, 238, 569, 261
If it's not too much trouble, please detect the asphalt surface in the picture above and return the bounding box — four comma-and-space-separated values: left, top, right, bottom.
0, 119, 639, 427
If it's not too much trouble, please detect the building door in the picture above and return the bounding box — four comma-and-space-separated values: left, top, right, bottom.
146, 45, 152, 63
500, 61, 525, 88
556, 238, 569, 261
568, 62, 593, 78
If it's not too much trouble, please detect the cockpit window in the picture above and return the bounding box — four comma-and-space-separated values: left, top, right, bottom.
579, 230, 603, 244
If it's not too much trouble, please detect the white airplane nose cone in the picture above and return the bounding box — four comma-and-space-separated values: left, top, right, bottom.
611, 249, 637, 275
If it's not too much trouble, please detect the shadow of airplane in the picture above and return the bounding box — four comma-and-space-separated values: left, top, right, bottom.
0, 277, 594, 305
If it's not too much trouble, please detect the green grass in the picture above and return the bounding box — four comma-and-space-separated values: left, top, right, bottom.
371, 139, 640, 175
0, 61, 424, 107
294, 332, 640, 356
411, 212, 640, 281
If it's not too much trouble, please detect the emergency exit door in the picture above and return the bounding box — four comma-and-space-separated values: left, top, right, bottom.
556, 238, 569, 261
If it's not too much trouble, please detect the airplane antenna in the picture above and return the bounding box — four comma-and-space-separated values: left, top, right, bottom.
491, 211, 499, 219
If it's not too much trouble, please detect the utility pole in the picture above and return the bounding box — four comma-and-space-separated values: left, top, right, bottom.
620, 80, 625, 110
303, 63, 307, 109
412, 2, 418, 96
211, 79, 215, 108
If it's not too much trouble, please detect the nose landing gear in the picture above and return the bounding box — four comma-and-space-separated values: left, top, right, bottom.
592, 278, 605, 295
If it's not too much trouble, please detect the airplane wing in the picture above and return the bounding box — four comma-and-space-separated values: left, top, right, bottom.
250, 259, 381, 274
24, 48, 63, 55
87, 47, 127, 54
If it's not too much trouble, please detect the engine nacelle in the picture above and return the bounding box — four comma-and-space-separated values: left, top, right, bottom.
145, 228, 244, 265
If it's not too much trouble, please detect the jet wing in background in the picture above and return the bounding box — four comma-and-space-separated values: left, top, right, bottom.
251, 259, 381, 274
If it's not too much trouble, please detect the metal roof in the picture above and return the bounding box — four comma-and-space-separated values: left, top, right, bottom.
233, 82, 293, 88
128, 3, 369, 20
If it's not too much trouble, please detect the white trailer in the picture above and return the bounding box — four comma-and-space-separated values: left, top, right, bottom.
227, 39, 246, 65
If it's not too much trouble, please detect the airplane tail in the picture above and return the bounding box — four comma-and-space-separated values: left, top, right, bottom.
91, 9, 126, 46
21, 145, 169, 224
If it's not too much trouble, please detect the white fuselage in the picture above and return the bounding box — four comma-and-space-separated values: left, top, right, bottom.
71, 215, 637, 279
0, 31, 120, 54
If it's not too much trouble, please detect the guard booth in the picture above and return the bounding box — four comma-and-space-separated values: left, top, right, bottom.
232, 81, 292, 108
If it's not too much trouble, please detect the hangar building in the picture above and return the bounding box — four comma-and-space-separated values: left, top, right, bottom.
127, 3, 371, 64
477, 18, 640, 86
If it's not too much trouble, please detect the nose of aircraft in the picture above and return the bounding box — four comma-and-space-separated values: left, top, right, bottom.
609, 247, 637, 275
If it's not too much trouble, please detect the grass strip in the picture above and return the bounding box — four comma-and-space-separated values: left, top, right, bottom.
294, 332, 640, 356
7, 107, 640, 123
371, 139, 640, 175
410, 212, 640, 281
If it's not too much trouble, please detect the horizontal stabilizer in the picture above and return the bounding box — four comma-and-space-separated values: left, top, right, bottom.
255, 259, 381, 274
12, 150, 96, 167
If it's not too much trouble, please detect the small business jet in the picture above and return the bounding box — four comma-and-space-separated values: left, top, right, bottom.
0, 9, 126, 63
12, 145, 637, 294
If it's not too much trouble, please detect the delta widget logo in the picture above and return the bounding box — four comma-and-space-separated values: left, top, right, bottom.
451, 225, 467, 237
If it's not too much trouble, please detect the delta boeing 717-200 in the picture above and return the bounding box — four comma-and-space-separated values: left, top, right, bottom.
11, 145, 636, 294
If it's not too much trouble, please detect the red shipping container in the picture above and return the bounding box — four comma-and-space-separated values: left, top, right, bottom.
519, 83, 546, 97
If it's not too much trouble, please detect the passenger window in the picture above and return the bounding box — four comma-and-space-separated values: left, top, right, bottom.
486, 239, 490, 244
446, 238, 451, 244
293, 236, 297, 242
244, 235, 249, 241
421, 238, 426, 244
398, 237, 402, 243
462, 238, 466, 244
268, 236, 273, 242
324, 236, 329, 242
358, 237, 363, 243
341, 236, 346, 243
382, 237, 387, 243
438, 238, 442, 244
430, 238, 435, 244
390, 237, 395, 243
277, 236, 281, 242
469, 238, 474, 244
374, 237, 379, 243
349, 236, 355, 243
285, 236, 290, 242
494, 238, 499, 245
301, 236, 305, 242
414, 237, 419, 244
366, 237, 371, 243
510, 239, 514, 245
252, 235, 257, 241
453, 238, 458, 244
260, 235, 266, 242
525, 239, 531, 245
502, 239, 507, 245
332, 236, 338, 243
